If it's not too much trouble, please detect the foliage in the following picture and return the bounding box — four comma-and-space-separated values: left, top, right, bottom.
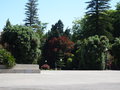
104, 3, 120, 38
72, 17, 87, 41
41, 20, 74, 69
111, 38, 120, 69
1, 25, 40, 64
41, 64, 50, 70
116, 2, 120, 10
65, 57, 73, 70
4, 19, 12, 31
32, 21, 48, 31
42, 36, 74, 68
75, 35, 109, 70
24, 0, 39, 26
64, 28, 72, 39
48, 36, 74, 53
47, 20, 64, 41
72, 40, 82, 69
0, 48, 16, 68
35, 21, 48, 46
83, 0, 113, 40
112, 2, 120, 37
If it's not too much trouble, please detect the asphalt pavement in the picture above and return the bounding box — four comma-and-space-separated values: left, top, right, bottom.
0, 70, 120, 90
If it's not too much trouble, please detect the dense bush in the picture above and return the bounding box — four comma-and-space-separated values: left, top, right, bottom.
111, 38, 120, 69
75, 35, 109, 70
0, 48, 16, 68
1, 25, 40, 64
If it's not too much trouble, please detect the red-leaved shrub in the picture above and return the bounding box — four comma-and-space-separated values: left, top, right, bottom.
41, 64, 50, 70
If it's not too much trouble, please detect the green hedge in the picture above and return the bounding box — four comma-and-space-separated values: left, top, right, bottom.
0, 49, 16, 68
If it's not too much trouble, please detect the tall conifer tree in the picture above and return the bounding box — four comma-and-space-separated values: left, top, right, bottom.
24, 0, 39, 26
85, 0, 113, 39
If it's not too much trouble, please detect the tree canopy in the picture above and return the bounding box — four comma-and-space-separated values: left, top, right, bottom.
75, 35, 109, 70
84, 0, 113, 39
41, 20, 74, 69
1, 25, 40, 64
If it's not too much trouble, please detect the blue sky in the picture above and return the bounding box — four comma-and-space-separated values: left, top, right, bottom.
0, 0, 119, 32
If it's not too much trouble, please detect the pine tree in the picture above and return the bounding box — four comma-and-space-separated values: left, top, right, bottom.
85, 0, 113, 39
86, 0, 110, 15
24, 0, 39, 26
3, 19, 12, 31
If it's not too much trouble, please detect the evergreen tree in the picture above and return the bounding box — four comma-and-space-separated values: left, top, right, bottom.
113, 2, 120, 37
48, 20, 64, 39
85, 0, 113, 39
41, 20, 74, 69
3, 19, 12, 31
5, 19, 12, 28
24, 0, 39, 26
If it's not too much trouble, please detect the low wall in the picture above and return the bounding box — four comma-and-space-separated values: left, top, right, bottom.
0, 64, 40, 73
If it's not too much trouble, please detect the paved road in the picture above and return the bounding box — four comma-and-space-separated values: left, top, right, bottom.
0, 70, 120, 90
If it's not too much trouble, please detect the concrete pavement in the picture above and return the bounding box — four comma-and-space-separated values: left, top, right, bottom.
0, 70, 120, 90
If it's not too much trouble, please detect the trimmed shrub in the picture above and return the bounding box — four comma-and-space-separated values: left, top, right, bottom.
0, 48, 16, 68
41, 64, 50, 70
